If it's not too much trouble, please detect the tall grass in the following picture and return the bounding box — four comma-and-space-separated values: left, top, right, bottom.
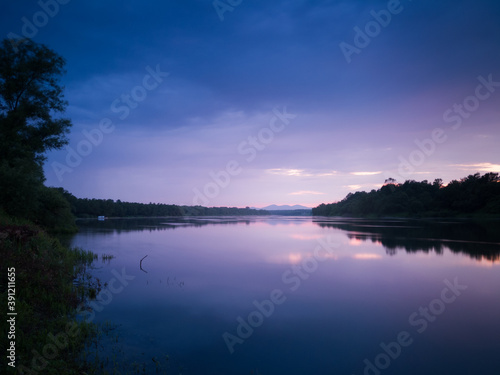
0, 214, 99, 374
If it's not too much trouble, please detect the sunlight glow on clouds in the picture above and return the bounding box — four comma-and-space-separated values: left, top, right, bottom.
452, 163, 500, 173
267, 169, 337, 177
289, 191, 325, 196
350, 171, 382, 176
288, 253, 303, 264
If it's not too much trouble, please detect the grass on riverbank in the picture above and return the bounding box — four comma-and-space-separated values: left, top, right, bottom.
0, 214, 98, 374
1, 213, 179, 374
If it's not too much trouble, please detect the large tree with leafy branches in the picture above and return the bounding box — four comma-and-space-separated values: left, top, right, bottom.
0, 38, 74, 228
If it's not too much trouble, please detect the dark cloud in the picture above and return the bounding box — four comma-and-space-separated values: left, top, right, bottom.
2, 0, 499, 205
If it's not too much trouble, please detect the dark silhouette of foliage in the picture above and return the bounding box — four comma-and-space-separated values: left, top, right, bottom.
181, 205, 269, 216
313, 217, 500, 262
0, 38, 74, 230
58, 189, 269, 218
312, 173, 500, 217
0, 39, 71, 164
58, 189, 183, 218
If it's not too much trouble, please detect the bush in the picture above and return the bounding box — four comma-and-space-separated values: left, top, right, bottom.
33, 186, 78, 233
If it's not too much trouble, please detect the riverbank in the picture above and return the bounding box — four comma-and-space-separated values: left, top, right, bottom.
0, 214, 97, 374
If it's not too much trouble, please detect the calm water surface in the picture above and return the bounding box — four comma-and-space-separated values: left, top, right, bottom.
69, 216, 500, 374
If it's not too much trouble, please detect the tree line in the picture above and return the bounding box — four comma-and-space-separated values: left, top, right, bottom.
59, 189, 269, 218
313, 173, 500, 217
59, 189, 182, 217
180, 205, 269, 216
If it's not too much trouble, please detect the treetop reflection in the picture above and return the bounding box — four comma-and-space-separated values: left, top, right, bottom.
73, 216, 500, 263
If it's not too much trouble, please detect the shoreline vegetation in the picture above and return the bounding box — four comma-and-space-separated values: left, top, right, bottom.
313, 173, 500, 218
0, 213, 174, 374
58, 188, 270, 219
1, 213, 175, 374
0, 214, 98, 374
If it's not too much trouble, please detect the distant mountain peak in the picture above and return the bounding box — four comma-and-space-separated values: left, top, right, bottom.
260, 204, 311, 211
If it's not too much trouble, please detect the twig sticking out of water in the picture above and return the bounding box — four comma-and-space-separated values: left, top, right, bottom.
140, 255, 149, 273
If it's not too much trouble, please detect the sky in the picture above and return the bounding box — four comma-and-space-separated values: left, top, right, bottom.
2, 0, 500, 208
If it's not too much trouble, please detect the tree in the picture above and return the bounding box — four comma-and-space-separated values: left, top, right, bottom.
384, 177, 397, 184
0, 38, 72, 221
0, 38, 71, 163
313, 173, 500, 217
34, 186, 78, 233
433, 178, 443, 188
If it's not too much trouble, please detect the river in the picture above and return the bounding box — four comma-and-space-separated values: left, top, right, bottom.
68, 216, 500, 374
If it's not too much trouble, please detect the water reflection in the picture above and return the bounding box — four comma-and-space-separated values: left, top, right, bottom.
67, 216, 500, 375
313, 217, 500, 262
74, 216, 311, 233
73, 216, 500, 263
